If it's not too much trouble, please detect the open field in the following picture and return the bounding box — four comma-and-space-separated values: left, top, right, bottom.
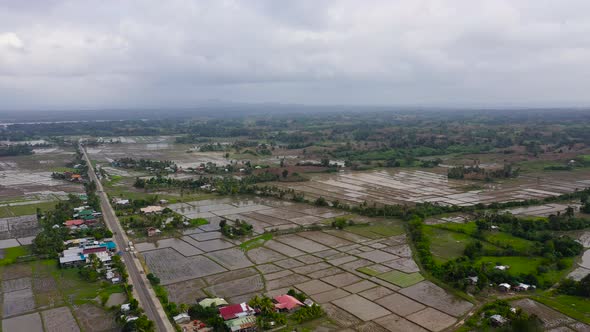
512, 298, 589, 330
0, 150, 84, 200
133, 197, 475, 331
273, 168, 590, 207
0, 259, 120, 332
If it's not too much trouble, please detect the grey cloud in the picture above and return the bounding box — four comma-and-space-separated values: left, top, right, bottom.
1, 0, 590, 110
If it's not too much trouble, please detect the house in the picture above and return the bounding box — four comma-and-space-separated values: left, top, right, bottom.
490, 314, 508, 326
514, 283, 532, 291
219, 303, 256, 321
494, 265, 509, 271
466, 276, 479, 285
71, 174, 83, 182
225, 316, 257, 332
121, 303, 131, 313
114, 199, 130, 206
198, 298, 228, 308
173, 313, 190, 324
64, 219, 85, 228
147, 227, 158, 237
59, 247, 86, 266
273, 295, 303, 312
498, 283, 511, 292
140, 206, 164, 214
491, 225, 500, 230
303, 299, 315, 307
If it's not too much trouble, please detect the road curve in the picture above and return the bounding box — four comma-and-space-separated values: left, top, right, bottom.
80, 144, 174, 332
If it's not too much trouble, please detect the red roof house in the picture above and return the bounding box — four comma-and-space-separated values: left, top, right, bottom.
64, 219, 84, 227
82, 246, 108, 255
274, 295, 303, 311
219, 303, 255, 321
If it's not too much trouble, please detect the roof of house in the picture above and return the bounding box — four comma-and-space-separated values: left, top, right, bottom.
225, 316, 257, 332
499, 283, 511, 289
219, 303, 255, 321
140, 206, 164, 213
83, 246, 108, 254
78, 209, 94, 216
65, 219, 84, 227
199, 298, 228, 308
274, 295, 303, 310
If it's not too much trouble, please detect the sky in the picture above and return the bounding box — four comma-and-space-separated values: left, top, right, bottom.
1, 0, 590, 111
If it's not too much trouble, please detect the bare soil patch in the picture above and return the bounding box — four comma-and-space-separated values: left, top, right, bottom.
247, 247, 287, 264
357, 250, 399, 263
321, 303, 362, 328
203, 268, 258, 286
266, 274, 310, 290
382, 257, 420, 273
308, 267, 344, 279
295, 279, 335, 295
292, 262, 331, 275
310, 288, 350, 304
206, 248, 253, 270
375, 293, 425, 317
190, 239, 234, 252
343, 280, 378, 294
263, 240, 306, 257
374, 314, 428, 332
294, 254, 324, 264
405, 307, 457, 332
321, 272, 362, 288
274, 258, 305, 269
256, 264, 283, 274
2, 312, 43, 332
3, 288, 35, 317
358, 286, 394, 301
275, 235, 329, 253
399, 281, 473, 317
143, 248, 226, 285
298, 231, 354, 248
41, 306, 80, 332
332, 294, 391, 321
73, 303, 117, 332
204, 274, 264, 298
165, 278, 207, 304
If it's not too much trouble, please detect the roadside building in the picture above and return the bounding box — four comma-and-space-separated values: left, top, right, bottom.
219, 303, 256, 321
273, 295, 303, 312
140, 206, 164, 214
147, 227, 158, 237
173, 313, 191, 324
490, 314, 508, 326
225, 316, 257, 332
64, 219, 85, 228
199, 298, 228, 308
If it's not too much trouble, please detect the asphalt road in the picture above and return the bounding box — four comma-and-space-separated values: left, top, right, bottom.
81, 145, 173, 332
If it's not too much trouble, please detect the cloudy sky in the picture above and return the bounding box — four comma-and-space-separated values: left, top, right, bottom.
1, 0, 590, 111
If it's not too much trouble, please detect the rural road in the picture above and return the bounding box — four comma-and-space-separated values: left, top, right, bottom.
80, 144, 174, 332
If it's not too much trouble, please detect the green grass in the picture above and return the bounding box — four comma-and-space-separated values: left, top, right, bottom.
51, 265, 125, 305
188, 218, 209, 227
424, 226, 503, 262
534, 295, 590, 324
240, 233, 273, 251
0, 246, 30, 266
433, 222, 478, 235
0, 201, 57, 218
357, 267, 380, 276
483, 231, 535, 252
345, 223, 404, 239
377, 270, 424, 288
50, 167, 77, 173
474, 256, 572, 287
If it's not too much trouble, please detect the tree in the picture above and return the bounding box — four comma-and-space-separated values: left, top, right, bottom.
282, 169, 289, 178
